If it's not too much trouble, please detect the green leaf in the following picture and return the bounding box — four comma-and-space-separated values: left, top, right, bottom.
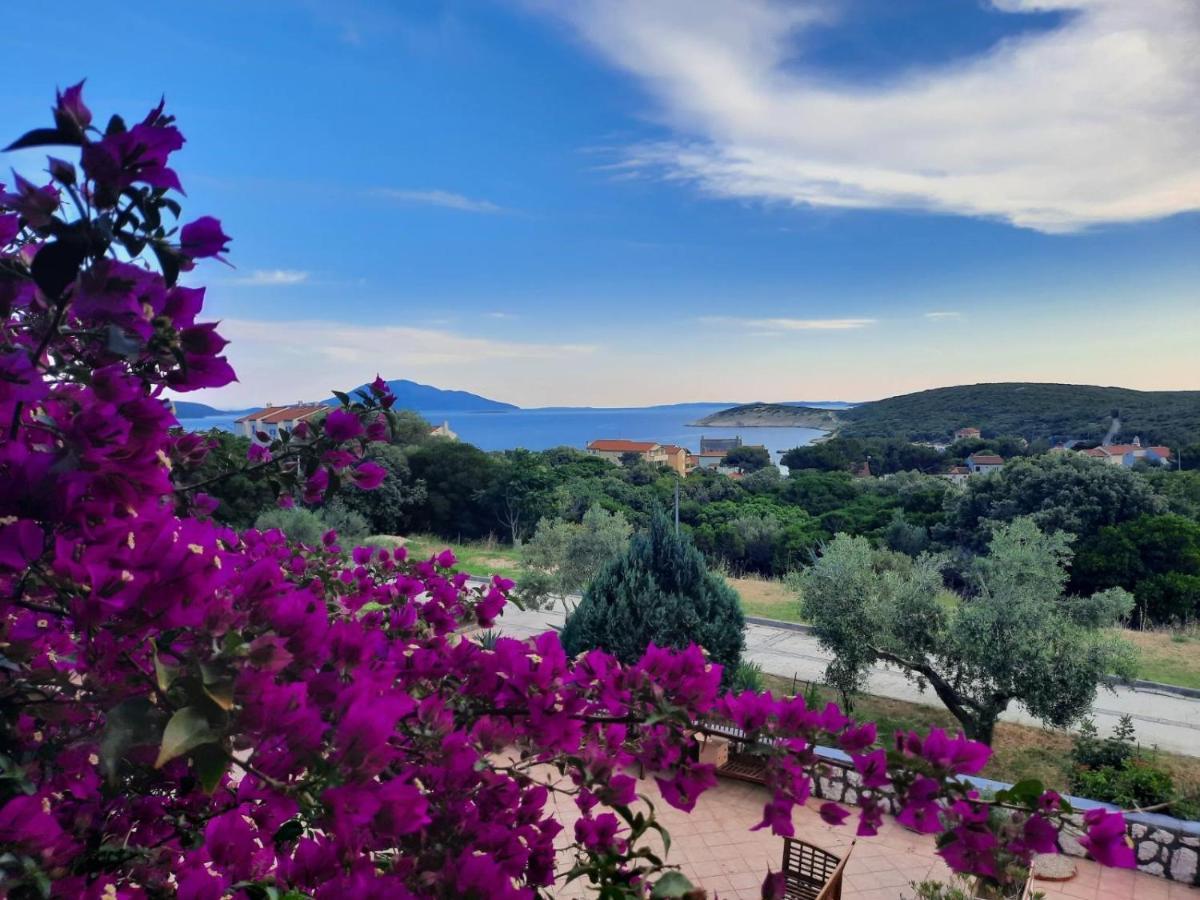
331, 391, 351, 407
4, 127, 83, 152
155, 706, 219, 769
649, 871, 696, 898
152, 644, 180, 693
998, 778, 1044, 807
99, 697, 162, 783
648, 820, 672, 860
190, 742, 228, 794
273, 819, 304, 845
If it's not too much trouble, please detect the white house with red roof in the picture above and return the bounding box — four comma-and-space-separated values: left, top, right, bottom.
954, 427, 982, 441
235, 403, 328, 443
586, 439, 669, 466
1082, 437, 1172, 468
965, 452, 1005, 475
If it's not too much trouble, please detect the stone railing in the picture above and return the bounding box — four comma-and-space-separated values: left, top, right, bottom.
807, 744, 1200, 887
696, 722, 1199, 887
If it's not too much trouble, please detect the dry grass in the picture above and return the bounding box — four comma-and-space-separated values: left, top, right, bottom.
1113, 628, 1200, 689
729, 575, 803, 623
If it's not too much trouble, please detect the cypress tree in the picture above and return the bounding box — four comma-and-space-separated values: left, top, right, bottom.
561, 513, 745, 676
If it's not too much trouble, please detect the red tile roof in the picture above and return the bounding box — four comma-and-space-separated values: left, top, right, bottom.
1081, 447, 1108, 457
587, 439, 661, 453
1148, 446, 1173, 458
968, 453, 1004, 465
660, 445, 687, 456
947, 466, 970, 475
235, 404, 328, 425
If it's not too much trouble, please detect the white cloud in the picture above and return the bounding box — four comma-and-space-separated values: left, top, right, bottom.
207, 318, 595, 405
543, 0, 1200, 232
230, 269, 310, 286
487, 311, 517, 319
924, 311, 964, 320
373, 188, 503, 213
700, 315, 876, 331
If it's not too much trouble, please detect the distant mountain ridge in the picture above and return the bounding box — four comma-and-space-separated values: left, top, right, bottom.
695, 383, 1200, 446
339, 379, 518, 413
172, 401, 255, 419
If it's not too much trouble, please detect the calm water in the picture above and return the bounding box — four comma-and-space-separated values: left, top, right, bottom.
177, 404, 828, 458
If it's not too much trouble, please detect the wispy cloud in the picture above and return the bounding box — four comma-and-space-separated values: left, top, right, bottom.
487, 311, 517, 319
924, 311, 963, 321
230, 269, 311, 286
542, 0, 1200, 232
701, 315, 876, 332
210, 318, 596, 405
373, 188, 503, 214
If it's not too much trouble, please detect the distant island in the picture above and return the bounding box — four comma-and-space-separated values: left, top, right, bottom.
172, 401, 255, 418
691, 403, 843, 430
694, 383, 1200, 446
338, 378, 518, 413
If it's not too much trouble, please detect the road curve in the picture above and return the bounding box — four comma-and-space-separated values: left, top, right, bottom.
492, 600, 1200, 757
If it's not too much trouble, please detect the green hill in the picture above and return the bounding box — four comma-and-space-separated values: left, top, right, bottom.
699, 383, 1200, 446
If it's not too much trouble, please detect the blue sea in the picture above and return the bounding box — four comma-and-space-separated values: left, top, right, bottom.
177, 404, 831, 458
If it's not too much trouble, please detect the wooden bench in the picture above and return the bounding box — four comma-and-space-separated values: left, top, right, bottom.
780, 837, 854, 900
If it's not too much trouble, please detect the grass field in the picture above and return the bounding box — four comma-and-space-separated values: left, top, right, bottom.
373, 534, 524, 581
759, 674, 1200, 805
728, 576, 803, 622
1116, 628, 1200, 690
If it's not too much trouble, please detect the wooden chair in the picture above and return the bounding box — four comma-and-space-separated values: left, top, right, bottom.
779, 837, 854, 900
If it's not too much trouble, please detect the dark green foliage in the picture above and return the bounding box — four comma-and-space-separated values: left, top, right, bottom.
1071, 514, 1200, 625
561, 514, 745, 676
404, 441, 500, 539
1068, 717, 1193, 816
728, 661, 764, 693
333, 444, 426, 536
833, 382, 1200, 446
943, 454, 1163, 550
721, 445, 771, 473
781, 437, 945, 475
388, 409, 436, 447
184, 430, 277, 528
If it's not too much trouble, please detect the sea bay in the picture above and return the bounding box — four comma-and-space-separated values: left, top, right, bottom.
177, 404, 828, 458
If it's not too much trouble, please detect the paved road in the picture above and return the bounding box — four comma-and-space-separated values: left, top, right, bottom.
493, 600, 1200, 757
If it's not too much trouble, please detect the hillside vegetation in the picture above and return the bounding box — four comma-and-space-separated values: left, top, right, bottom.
698, 383, 1200, 445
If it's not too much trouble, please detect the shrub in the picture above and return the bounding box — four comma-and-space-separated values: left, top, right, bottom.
562, 513, 746, 676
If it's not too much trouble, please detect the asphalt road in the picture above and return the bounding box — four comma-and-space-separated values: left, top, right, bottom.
492, 600, 1200, 757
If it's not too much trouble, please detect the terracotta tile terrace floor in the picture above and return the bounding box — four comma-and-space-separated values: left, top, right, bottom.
547, 776, 1197, 899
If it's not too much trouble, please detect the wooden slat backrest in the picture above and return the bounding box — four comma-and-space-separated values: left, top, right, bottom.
813, 840, 854, 900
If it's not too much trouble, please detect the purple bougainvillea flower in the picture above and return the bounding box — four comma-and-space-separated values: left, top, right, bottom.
750, 796, 794, 837
1080, 809, 1135, 868
54, 80, 92, 131
0, 349, 47, 404
0, 173, 60, 228
0, 212, 19, 246
761, 870, 787, 900
324, 409, 363, 443
818, 802, 850, 827
852, 748, 890, 789
574, 813, 624, 853
0, 520, 44, 571
435, 549, 456, 569
352, 461, 386, 490
180, 216, 231, 259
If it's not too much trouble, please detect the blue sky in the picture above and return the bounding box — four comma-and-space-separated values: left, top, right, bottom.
5, 0, 1198, 407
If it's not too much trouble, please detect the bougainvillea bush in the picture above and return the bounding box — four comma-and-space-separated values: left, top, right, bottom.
0, 85, 1135, 899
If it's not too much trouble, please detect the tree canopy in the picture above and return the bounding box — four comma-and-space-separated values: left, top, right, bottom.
801, 519, 1137, 744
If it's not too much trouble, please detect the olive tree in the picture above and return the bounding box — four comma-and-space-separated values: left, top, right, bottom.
801, 518, 1137, 744
518, 505, 632, 607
